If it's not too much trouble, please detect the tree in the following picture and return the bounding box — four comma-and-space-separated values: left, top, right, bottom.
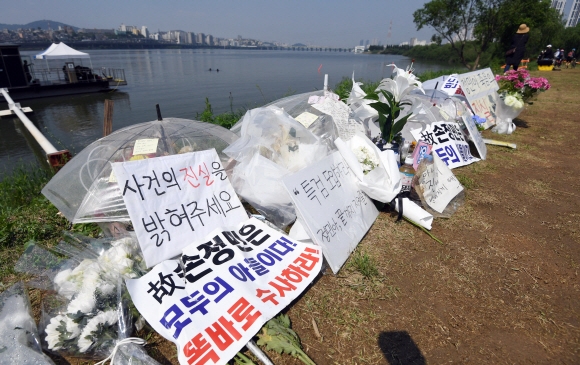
414, 0, 503, 70
414, 0, 563, 69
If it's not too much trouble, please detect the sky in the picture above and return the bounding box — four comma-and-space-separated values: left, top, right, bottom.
1, 0, 436, 48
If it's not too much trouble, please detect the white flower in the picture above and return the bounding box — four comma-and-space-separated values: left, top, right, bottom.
65, 316, 81, 338
98, 281, 116, 295
45, 314, 80, 350
45, 315, 66, 350
504, 94, 524, 109
350, 138, 379, 174
67, 290, 97, 314
98, 245, 134, 278
77, 310, 118, 353
376, 64, 424, 102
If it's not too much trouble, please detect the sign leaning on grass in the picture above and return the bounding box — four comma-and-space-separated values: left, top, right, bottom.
282, 151, 379, 274
126, 218, 322, 365
411, 121, 479, 169
112, 149, 248, 267
457, 68, 499, 128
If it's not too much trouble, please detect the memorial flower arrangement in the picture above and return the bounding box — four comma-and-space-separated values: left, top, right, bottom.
43, 236, 146, 357
364, 64, 424, 144
495, 69, 551, 103
351, 138, 380, 174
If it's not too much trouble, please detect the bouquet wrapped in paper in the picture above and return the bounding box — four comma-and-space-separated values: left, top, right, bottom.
492, 92, 524, 135
335, 131, 401, 203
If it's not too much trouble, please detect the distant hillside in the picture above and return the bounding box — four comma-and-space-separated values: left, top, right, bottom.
0, 20, 78, 31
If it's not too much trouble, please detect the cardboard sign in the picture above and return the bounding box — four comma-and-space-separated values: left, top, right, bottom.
126, 218, 322, 365
282, 151, 379, 273
457, 68, 499, 128
419, 154, 464, 213
411, 122, 479, 169
112, 149, 248, 267
461, 115, 487, 160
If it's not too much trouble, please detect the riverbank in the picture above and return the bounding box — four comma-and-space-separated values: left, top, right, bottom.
2, 68, 579, 364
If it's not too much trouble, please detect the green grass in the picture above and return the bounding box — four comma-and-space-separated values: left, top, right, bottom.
349, 251, 380, 279
333, 77, 380, 101
415, 68, 467, 82
455, 174, 475, 190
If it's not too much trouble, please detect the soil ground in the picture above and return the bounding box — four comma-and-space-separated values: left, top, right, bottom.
32, 68, 580, 364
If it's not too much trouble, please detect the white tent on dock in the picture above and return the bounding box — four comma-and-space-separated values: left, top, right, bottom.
35, 42, 93, 68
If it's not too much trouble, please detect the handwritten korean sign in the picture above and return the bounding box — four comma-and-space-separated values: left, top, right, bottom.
457, 68, 499, 128
411, 122, 479, 169
311, 97, 365, 141
282, 151, 379, 274
112, 149, 248, 267
418, 154, 464, 213
126, 218, 322, 365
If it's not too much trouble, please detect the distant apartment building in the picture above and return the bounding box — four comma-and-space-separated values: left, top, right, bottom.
550, 0, 580, 27
566, 0, 580, 27
410, 37, 418, 46
196, 33, 205, 45
551, 0, 567, 15
141, 26, 149, 38
205, 34, 214, 46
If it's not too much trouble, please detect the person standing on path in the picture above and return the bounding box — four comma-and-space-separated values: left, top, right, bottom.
504, 24, 530, 72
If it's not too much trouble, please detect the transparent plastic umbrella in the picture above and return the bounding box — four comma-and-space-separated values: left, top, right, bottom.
42, 118, 239, 224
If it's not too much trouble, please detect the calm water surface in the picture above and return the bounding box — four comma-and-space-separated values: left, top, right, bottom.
0, 49, 447, 175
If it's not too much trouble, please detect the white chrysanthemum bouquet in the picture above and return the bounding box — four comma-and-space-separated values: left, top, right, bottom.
351, 138, 380, 175
16, 232, 147, 359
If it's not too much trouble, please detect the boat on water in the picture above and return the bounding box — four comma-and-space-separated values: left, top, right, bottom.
0, 42, 127, 100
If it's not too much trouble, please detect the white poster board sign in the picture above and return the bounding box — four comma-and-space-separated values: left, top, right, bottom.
411, 122, 479, 169
457, 68, 499, 128
112, 149, 248, 267
282, 151, 379, 273
461, 115, 487, 160
126, 218, 322, 365
419, 155, 464, 213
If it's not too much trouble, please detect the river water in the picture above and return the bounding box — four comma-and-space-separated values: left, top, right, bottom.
0, 49, 447, 176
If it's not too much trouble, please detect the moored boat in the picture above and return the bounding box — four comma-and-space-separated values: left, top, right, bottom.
0, 42, 127, 100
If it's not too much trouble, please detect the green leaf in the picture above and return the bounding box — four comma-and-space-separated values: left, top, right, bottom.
234, 352, 257, 365
368, 101, 392, 115
256, 315, 316, 365
391, 113, 412, 140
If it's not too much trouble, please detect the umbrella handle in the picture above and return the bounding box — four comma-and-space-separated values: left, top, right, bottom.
156, 104, 162, 121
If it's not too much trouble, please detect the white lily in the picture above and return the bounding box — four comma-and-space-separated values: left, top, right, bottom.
345, 72, 379, 122
376, 64, 424, 102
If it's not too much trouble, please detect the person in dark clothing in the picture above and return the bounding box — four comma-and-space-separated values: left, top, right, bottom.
23, 60, 32, 83
504, 24, 530, 72
538, 45, 554, 66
